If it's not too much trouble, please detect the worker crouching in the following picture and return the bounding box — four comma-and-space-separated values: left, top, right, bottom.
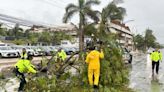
14, 55, 37, 92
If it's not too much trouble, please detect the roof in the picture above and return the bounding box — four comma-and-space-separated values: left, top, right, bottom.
111, 20, 130, 31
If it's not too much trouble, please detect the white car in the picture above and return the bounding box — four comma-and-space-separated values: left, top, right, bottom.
30, 46, 44, 56
24, 46, 35, 56
11, 46, 35, 56
0, 46, 19, 58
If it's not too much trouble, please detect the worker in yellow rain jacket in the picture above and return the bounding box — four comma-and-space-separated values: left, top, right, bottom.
14, 55, 37, 91
57, 48, 67, 61
150, 48, 162, 77
20, 48, 28, 59
85, 47, 104, 89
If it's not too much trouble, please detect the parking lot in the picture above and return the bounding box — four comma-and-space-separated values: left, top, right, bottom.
0, 44, 79, 58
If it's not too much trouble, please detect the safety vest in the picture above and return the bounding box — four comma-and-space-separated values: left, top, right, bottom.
14, 59, 36, 73
20, 53, 28, 59
57, 50, 67, 61
150, 51, 162, 62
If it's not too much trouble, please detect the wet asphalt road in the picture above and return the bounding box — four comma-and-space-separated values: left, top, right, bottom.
129, 50, 164, 92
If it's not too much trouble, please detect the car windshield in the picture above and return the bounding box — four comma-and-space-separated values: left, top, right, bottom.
0, 47, 12, 50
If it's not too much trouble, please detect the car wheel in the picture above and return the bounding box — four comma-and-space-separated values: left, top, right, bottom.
0, 53, 2, 58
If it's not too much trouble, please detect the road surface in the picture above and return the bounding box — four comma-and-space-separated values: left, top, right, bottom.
129, 49, 164, 92
0, 56, 51, 72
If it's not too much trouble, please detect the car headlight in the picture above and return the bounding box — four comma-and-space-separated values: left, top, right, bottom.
1, 52, 8, 56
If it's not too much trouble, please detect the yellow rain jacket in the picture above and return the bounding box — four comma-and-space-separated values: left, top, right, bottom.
150, 51, 162, 62
15, 59, 36, 73
85, 50, 104, 86
57, 50, 67, 61
85, 50, 104, 69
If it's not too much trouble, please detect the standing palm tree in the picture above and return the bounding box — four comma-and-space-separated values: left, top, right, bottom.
12, 24, 23, 39
84, 1, 126, 41
63, 0, 100, 51
98, 1, 126, 38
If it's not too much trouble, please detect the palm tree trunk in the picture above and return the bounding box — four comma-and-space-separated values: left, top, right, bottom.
79, 12, 84, 52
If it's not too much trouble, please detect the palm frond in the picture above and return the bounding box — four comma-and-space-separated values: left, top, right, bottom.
102, 2, 126, 21
63, 9, 78, 23
83, 7, 99, 23
65, 4, 78, 12
85, 0, 100, 7
118, 7, 126, 16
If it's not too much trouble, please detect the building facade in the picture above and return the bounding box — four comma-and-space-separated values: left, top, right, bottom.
109, 20, 133, 50
31, 22, 133, 49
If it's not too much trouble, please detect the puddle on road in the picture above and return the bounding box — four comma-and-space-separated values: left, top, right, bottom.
129, 53, 164, 92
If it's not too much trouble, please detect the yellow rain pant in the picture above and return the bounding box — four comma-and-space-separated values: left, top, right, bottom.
88, 68, 100, 86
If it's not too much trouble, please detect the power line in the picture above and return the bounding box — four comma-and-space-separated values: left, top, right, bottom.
37, 0, 64, 9
0, 13, 51, 27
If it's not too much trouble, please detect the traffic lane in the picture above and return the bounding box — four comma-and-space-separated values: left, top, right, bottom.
129, 50, 164, 92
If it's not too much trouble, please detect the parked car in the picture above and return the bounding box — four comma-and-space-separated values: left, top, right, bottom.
40, 46, 57, 56
0, 46, 19, 58
24, 46, 35, 56
31, 46, 45, 56
11, 46, 35, 56
63, 47, 76, 55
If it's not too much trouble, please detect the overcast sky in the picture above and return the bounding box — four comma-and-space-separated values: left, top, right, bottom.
0, 0, 164, 43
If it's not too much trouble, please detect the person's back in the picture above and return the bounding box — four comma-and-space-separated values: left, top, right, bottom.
85, 47, 104, 89
86, 50, 103, 69
151, 51, 160, 62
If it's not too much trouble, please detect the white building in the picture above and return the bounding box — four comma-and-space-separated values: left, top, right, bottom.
31, 24, 77, 36
30, 22, 133, 49
108, 20, 133, 49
